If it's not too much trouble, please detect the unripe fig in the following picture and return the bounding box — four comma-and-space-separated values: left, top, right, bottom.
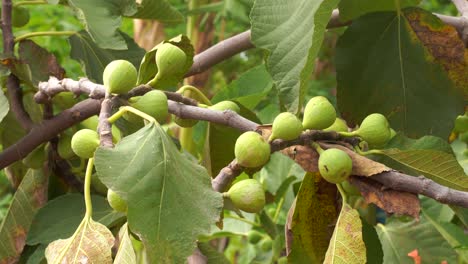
52, 92, 77, 110
389, 128, 397, 139
129, 90, 168, 123
269, 112, 303, 141
226, 179, 265, 213
22, 144, 45, 169
107, 189, 127, 213
57, 133, 75, 159
247, 230, 263, 244
460, 131, 468, 144
71, 129, 100, 159
352, 113, 391, 148
341, 180, 360, 196
318, 148, 353, 184
173, 116, 198, 128
80, 115, 121, 143
323, 118, 348, 132
12, 6, 30, 28
234, 131, 271, 168
209, 101, 240, 113
454, 115, 468, 133
302, 96, 336, 130
103, 60, 137, 95
259, 238, 273, 251
155, 43, 187, 78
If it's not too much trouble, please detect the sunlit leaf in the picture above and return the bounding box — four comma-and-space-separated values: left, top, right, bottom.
130, 0, 184, 23
114, 223, 137, 264
338, 0, 420, 21
0, 89, 9, 124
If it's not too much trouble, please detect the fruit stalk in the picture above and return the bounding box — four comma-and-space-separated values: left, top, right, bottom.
84, 158, 95, 218
14, 31, 76, 42
108, 106, 157, 124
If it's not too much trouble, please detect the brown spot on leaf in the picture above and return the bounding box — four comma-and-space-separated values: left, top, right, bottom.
349, 176, 420, 219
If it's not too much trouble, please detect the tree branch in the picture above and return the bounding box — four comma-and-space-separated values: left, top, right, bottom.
1, 0, 33, 130
98, 94, 114, 148
449, 0, 468, 45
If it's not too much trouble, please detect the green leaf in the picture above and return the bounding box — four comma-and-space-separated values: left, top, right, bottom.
338, 0, 420, 21
0, 169, 48, 263
45, 217, 114, 264
421, 197, 468, 262
288, 173, 339, 263
323, 204, 366, 263
27, 194, 124, 245
94, 123, 223, 263
69, 30, 145, 83
212, 64, 273, 109
361, 219, 383, 264
129, 0, 184, 23
251, 0, 339, 113
206, 123, 241, 177
68, 0, 137, 50
0, 89, 9, 124
377, 216, 457, 263
198, 242, 230, 264
385, 134, 453, 153
336, 8, 466, 138
114, 223, 137, 264
378, 148, 468, 191
450, 205, 468, 227
136, 35, 194, 89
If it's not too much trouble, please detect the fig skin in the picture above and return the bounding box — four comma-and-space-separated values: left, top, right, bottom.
80, 115, 121, 142
71, 129, 100, 159
302, 96, 336, 130
12, 6, 30, 28
103, 60, 137, 95
107, 189, 128, 213
318, 148, 353, 184
129, 90, 168, 123
57, 133, 75, 159
269, 112, 303, 141
209, 101, 240, 113
155, 43, 187, 78
234, 131, 271, 168
323, 118, 348, 132
247, 230, 263, 244
227, 179, 265, 213
354, 113, 391, 148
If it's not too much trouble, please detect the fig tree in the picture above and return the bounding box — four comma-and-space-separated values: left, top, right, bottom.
318, 148, 353, 184
226, 179, 265, 213
129, 90, 168, 123
71, 129, 100, 159
269, 112, 303, 141
302, 96, 336, 130
234, 131, 270, 168
103, 60, 137, 95
107, 189, 127, 213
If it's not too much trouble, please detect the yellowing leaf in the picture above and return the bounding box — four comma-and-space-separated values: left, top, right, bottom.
45, 217, 114, 264
114, 223, 137, 264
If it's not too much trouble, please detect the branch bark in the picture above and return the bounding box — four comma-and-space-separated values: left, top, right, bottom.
450, 0, 468, 45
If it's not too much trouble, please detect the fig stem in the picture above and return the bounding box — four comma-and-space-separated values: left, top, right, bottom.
311, 142, 324, 154
354, 147, 383, 156
224, 215, 260, 227
177, 85, 212, 106
14, 30, 76, 42
108, 106, 157, 124
273, 197, 285, 223
13, 0, 46, 7
338, 131, 356, 138
84, 157, 94, 218
336, 183, 348, 204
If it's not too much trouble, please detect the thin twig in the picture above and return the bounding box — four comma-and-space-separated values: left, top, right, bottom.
98, 93, 114, 148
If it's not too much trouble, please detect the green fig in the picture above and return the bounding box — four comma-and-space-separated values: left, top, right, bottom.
129, 90, 168, 123
341, 180, 360, 196
318, 148, 353, 184
12, 6, 30, 28
22, 144, 46, 169
259, 238, 273, 251
226, 179, 265, 213
155, 43, 187, 78
173, 116, 198, 128
52, 92, 78, 110
80, 115, 121, 142
269, 112, 303, 141
71, 129, 100, 159
107, 189, 127, 213
103, 60, 137, 95
323, 118, 348, 132
57, 133, 75, 159
209, 101, 240, 113
349, 113, 391, 148
454, 115, 468, 133
460, 131, 468, 144
389, 128, 397, 139
247, 230, 263, 244
302, 96, 336, 130
234, 131, 271, 168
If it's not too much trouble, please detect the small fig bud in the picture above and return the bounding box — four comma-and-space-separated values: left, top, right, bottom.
302, 96, 336, 130
58, 133, 75, 159
129, 90, 168, 123
269, 112, 303, 141
353, 113, 391, 148
234, 131, 271, 168
247, 230, 263, 244
12, 6, 30, 28
173, 116, 198, 128
103, 60, 137, 95
323, 118, 348, 132
22, 144, 46, 169
71, 129, 100, 159
318, 148, 353, 184
155, 43, 187, 78
209, 101, 240, 113
226, 179, 265, 213
107, 189, 127, 213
